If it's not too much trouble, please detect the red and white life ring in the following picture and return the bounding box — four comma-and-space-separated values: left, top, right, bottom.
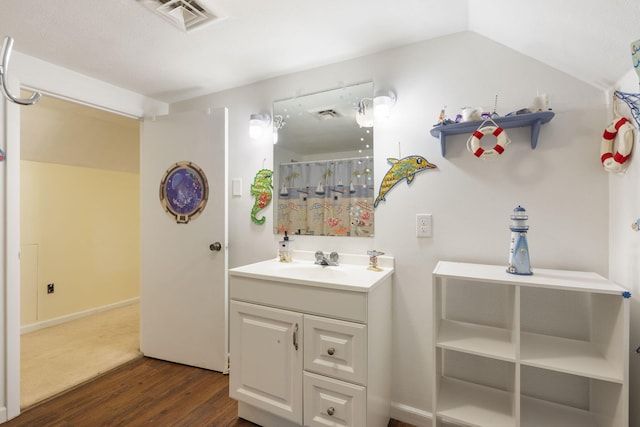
467, 125, 511, 159
600, 117, 635, 173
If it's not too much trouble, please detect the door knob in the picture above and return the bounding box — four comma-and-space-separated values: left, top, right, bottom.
209, 242, 222, 252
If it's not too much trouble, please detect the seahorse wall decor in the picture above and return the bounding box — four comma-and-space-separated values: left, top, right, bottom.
374, 155, 437, 208
250, 169, 273, 225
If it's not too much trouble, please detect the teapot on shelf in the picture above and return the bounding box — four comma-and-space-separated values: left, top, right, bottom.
461, 106, 483, 122
456, 106, 493, 123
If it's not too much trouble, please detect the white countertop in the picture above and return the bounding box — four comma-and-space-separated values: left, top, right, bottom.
229, 251, 394, 292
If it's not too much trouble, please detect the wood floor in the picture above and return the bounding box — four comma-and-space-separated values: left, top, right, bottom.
5, 357, 415, 427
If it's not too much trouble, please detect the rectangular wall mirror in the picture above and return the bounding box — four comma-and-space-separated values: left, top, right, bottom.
273, 82, 374, 237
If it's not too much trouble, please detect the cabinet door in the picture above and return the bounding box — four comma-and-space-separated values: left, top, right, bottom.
230, 301, 303, 424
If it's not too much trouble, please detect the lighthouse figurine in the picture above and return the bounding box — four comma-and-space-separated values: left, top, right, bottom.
507, 205, 532, 275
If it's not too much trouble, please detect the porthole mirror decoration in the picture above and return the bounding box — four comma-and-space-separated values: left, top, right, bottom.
159, 161, 209, 224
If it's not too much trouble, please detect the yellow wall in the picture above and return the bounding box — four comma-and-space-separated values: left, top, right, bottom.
20, 160, 140, 324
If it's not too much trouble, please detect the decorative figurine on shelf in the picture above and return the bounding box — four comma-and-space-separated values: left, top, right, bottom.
507, 205, 532, 275
531, 93, 549, 112
435, 106, 454, 126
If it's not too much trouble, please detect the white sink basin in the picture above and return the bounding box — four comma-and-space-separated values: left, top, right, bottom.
229, 251, 394, 291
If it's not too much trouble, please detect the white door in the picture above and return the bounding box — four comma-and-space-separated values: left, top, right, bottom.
140, 108, 228, 372
230, 300, 303, 424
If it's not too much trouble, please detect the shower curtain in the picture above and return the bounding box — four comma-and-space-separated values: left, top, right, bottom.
276, 157, 374, 236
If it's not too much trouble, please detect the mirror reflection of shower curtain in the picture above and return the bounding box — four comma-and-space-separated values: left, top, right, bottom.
276, 158, 374, 236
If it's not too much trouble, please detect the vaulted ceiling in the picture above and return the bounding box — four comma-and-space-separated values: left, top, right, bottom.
1, 0, 638, 103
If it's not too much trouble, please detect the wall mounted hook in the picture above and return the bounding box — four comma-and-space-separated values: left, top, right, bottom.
0, 36, 41, 106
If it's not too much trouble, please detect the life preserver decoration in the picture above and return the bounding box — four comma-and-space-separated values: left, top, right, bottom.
466, 121, 511, 159
600, 116, 636, 173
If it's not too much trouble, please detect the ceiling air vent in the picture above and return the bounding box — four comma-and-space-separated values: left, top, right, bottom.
310, 108, 342, 121
138, 0, 226, 32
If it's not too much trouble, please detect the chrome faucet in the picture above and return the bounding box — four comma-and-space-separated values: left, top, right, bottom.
314, 250, 339, 266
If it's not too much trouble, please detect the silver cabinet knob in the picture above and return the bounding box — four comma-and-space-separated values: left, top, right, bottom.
327, 347, 335, 356
327, 407, 335, 416
209, 242, 222, 251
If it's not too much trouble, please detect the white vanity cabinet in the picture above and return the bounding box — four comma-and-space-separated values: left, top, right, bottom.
432, 261, 630, 427
229, 256, 393, 427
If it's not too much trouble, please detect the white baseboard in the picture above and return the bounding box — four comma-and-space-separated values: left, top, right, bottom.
390, 401, 433, 427
0, 406, 6, 423
20, 297, 140, 335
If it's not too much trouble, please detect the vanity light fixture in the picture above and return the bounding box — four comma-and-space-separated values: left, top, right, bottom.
272, 114, 286, 144
249, 113, 271, 140
373, 90, 397, 119
356, 98, 374, 128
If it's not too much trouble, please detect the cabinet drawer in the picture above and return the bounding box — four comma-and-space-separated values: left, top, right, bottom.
304, 315, 366, 385
304, 371, 366, 427
230, 276, 368, 322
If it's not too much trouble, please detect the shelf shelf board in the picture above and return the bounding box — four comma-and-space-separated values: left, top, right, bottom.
520, 332, 623, 383
433, 261, 628, 295
521, 395, 598, 427
429, 111, 554, 157
437, 319, 516, 362
437, 377, 516, 427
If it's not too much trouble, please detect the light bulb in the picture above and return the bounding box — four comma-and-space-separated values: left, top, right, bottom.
373, 91, 396, 119
249, 122, 264, 139
249, 113, 270, 140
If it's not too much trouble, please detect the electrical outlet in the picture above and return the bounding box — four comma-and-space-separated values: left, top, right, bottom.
416, 213, 432, 237
47, 283, 55, 294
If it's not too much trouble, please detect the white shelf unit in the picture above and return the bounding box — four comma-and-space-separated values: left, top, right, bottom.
432, 261, 630, 427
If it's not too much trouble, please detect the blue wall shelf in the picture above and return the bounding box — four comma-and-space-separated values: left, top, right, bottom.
429, 111, 555, 157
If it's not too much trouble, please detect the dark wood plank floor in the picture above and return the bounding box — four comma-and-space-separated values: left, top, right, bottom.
5, 357, 415, 427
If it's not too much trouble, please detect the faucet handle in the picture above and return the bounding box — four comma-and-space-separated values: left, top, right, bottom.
329, 252, 339, 263
315, 250, 325, 262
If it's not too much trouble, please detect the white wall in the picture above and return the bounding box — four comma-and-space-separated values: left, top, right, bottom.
609, 68, 640, 425
174, 31, 612, 424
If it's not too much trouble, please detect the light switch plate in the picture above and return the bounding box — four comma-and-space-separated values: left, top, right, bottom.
232, 178, 242, 196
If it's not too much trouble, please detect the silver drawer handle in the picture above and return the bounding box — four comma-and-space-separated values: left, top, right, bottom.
327, 407, 335, 416
327, 347, 335, 356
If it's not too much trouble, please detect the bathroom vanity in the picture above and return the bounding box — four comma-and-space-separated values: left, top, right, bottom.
228, 251, 394, 427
